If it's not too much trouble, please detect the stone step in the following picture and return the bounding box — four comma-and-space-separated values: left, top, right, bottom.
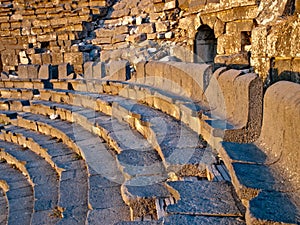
28, 99, 166, 180
0, 160, 34, 225
165, 180, 244, 217
219, 142, 300, 225
36, 89, 217, 179
0, 110, 130, 223
0, 140, 60, 224
0, 125, 89, 224
0, 87, 39, 100
121, 176, 175, 221
0, 98, 172, 220
162, 215, 246, 225
0, 185, 8, 225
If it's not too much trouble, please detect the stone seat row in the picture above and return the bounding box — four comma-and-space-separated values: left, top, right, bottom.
0, 92, 218, 220
0, 110, 131, 224
0, 91, 243, 221
0, 74, 299, 224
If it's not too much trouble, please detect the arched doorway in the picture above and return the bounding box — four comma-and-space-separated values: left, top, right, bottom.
194, 25, 217, 64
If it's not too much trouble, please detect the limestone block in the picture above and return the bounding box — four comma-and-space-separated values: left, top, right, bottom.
51, 53, 64, 65
38, 64, 53, 80
42, 53, 52, 64
114, 26, 129, 35
164, 0, 176, 10
64, 52, 89, 65
58, 63, 74, 79
226, 20, 253, 34
93, 62, 106, 79
1, 50, 18, 66
84, 61, 94, 79
217, 34, 240, 55
112, 34, 127, 44
27, 64, 40, 79
106, 60, 130, 81
259, 81, 300, 192
19, 51, 30, 64
136, 23, 155, 34
214, 18, 225, 38
155, 21, 170, 32
251, 26, 267, 57
31, 53, 42, 65
126, 33, 147, 43
110, 8, 130, 19
178, 17, 194, 30
95, 28, 114, 38
18, 64, 29, 79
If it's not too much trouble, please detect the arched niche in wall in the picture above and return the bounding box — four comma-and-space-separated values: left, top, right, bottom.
194, 25, 217, 64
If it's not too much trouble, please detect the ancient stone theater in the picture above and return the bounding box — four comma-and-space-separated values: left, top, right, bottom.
0, 0, 299, 224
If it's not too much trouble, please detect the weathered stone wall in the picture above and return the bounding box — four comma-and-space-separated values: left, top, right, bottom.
0, 0, 110, 75
0, 0, 299, 85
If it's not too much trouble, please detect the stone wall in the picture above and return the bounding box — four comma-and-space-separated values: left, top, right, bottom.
0, 0, 299, 85
0, 0, 110, 76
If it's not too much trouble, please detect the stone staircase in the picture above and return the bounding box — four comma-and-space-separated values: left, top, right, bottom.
0, 79, 251, 225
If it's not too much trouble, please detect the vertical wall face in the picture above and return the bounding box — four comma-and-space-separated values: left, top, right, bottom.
258, 81, 300, 189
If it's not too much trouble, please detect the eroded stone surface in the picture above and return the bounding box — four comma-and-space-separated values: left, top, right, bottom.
166, 180, 243, 217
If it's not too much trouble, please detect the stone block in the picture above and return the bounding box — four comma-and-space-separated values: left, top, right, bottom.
93, 62, 106, 79
64, 52, 89, 65
58, 63, 74, 79
112, 34, 127, 44
31, 53, 43, 65
155, 21, 170, 32
38, 64, 52, 80
27, 64, 40, 79
259, 81, 300, 189
42, 53, 52, 64
51, 53, 64, 65
18, 64, 29, 79
137, 23, 155, 34
106, 60, 130, 81
126, 33, 147, 43
84, 61, 94, 79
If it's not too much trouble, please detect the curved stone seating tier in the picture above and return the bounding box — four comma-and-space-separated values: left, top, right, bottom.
0, 140, 61, 224
0, 125, 89, 224
0, 96, 222, 220
0, 89, 218, 180
0, 110, 132, 223
47, 65, 263, 147
35, 90, 216, 180
0, 160, 34, 225
0, 78, 298, 224
218, 81, 300, 224
0, 63, 264, 148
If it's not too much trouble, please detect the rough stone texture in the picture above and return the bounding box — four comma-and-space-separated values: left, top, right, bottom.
258, 81, 300, 194
218, 81, 300, 224
163, 215, 245, 225
166, 180, 243, 216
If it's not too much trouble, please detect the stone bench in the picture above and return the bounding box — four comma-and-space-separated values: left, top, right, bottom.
48, 62, 263, 148
0, 160, 34, 225
0, 140, 60, 224
219, 81, 300, 224
0, 110, 132, 223
0, 124, 90, 223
